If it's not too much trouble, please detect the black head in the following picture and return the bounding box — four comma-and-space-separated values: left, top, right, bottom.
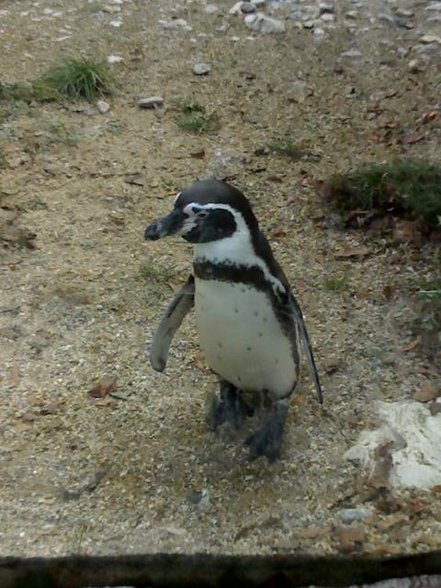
144, 179, 258, 244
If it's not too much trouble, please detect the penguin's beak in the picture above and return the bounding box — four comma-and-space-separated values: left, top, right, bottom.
144, 208, 187, 241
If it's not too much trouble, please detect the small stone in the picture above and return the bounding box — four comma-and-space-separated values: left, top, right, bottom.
340, 48, 363, 59
193, 63, 211, 75
395, 8, 414, 17
106, 54, 124, 64
161, 18, 192, 31
314, 27, 325, 38
229, 2, 243, 15
137, 96, 164, 109
96, 100, 110, 114
420, 34, 441, 44
339, 508, 373, 524
241, 2, 256, 14
408, 59, 423, 73
425, 2, 441, 11
303, 20, 315, 29
321, 13, 334, 22
204, 4, 219, 14
412, 383, 440, 403
319, 3, 334, 14
245, 13, 285, 34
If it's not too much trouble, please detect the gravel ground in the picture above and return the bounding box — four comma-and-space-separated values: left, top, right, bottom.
1, 0, 441, 558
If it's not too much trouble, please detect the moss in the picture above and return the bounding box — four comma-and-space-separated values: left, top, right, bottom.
324, 159, 441, 228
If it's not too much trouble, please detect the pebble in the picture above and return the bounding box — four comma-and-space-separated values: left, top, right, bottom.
340, 48, 363, 59
161, 18, 192, 31
245, 13, 285, 34
339, 508, 373, 525
420, 34, 441, 44
137, 96, 164, 109
319, 3, 334, 15
193, 63, 211, 75
408, 58, 423, 73
241, 2, 256, 14
321, 13, 334, 22
204, 4, 218, 14
96, 100, 110, 114
106, 54, 124, 64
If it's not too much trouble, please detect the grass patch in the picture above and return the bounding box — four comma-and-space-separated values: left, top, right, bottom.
323, 159, 441, 228
267, 137, 304, 161
139, 262, 177, 284
323, 272, 350, 293
0, 58, 112, 104
174, 98, 220, 134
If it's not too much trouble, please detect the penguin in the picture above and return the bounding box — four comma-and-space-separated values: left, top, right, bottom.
144, 179, 323, 460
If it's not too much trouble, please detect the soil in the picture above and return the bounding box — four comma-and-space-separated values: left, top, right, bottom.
1, 0, 441, 558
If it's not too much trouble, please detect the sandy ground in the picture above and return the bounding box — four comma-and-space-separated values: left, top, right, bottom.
1, 0, 441, 557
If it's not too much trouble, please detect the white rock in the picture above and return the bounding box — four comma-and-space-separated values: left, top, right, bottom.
106, 54, 124, 64
193, 63, 211, 75
321, 13, 334, 22
340, 48, 363, 59
314, 27, 325, 38
345, 400, 441, 489
420, 34, 441, 44
339, 508, 373, 524
97, 100, 110, 114
161, 18, 192, 31
229, 2, 243, 15
109, 19, 122, 27
245, 12, 285, 34
204, 4, 218, 14
425, 2, 441, 11
137, 96, 164, 109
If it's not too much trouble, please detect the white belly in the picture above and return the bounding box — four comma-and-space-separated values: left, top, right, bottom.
194, 279, 297, 398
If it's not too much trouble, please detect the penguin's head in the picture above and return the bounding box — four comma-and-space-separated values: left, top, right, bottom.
145, 179, 258, 244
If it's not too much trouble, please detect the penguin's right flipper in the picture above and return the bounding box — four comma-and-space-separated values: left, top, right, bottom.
289, 295, 324, 405
150, 274, 195, 372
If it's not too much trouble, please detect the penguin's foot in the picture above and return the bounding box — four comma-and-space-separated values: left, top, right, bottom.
245, 400, 288, 461
211, 381, 249, 430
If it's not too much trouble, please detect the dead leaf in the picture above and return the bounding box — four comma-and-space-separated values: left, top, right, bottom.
404, 133, 425, 144
296, 525, 329, 539
370, 544, 404, 556
323, 359, 341, 375
190, 150, 206, 159
415, 534, 440, 548
333, 524, 365, 543
10, 364, 20, 387
383, 284, 396, 300
267, 175, 283, 183
88, 376, 118, 398
429, 401, 441, 416
419, 111, 438, 125
335, 246, 371, 260
392, 219, 420, 243
376, 513, 408, 531
400, 335, 421, 352
412, 382, 440, 403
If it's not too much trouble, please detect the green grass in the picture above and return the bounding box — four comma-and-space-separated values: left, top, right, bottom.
0, 58, 112, 104
267, 137, 304, 161
323, 272, 350, 293
139, 262, 177, 284
174, 98, 221, 134
323, 159, 441, 228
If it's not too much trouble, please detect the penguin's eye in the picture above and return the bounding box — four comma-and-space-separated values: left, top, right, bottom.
197, 210, 209, 219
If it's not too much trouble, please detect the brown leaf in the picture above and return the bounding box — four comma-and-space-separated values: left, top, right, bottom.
333, 524, 365, 543
88, 376, 118, 398
429, 401, 441, 416
376, 513, 408, 531
323, 359, 341, 375
190, 150, 206, 160
335, 246, 371, 260
404, 133, 425, 144
401, 335, 421, 352
412, 382, 440, 403
415, 534, 440, 548
370, 544, 404, 556
392, 219, 420, 243
383, 284, 396, 300
267, 175, 283, 183
296, 525, 329, 539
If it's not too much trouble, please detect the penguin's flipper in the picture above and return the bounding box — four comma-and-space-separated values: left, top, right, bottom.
289, 295, 324, 405
150, 275, 195, 372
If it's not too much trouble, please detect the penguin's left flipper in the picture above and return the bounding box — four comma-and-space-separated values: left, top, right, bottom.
150, 275, 195, 372
288, 295, 324, 405
246, 398, 288, 461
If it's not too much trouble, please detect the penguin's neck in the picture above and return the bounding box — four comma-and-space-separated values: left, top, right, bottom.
193, 229, 256, 268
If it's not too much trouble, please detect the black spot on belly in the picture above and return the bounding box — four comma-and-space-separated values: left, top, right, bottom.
234, 308, 239, 314
217, 342, 223, 348
258, 333, 263, 338
247, 346, 252, 352
254, 310, 259, 317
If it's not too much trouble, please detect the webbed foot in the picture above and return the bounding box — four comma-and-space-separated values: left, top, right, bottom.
245, 399, 289, 461
210, 381, 249, 430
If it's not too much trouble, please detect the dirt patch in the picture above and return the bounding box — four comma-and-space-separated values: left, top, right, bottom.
1, 0, 440, 557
